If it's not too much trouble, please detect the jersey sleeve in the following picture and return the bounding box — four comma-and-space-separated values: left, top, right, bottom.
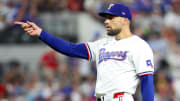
84, 40, 100, 61
133, 42, 154, 77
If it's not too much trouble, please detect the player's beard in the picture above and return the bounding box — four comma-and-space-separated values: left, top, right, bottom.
107, 28, 121, 36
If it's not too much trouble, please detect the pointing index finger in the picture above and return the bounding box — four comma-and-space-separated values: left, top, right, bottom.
13, 21, 25, 25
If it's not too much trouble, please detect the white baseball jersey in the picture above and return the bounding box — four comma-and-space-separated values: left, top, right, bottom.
84, 35, 154, 95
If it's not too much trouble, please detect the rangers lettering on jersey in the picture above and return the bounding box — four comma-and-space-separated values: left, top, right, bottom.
98, 48, 128, 64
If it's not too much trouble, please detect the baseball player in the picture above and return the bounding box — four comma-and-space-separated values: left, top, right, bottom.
14, 3, 154, 101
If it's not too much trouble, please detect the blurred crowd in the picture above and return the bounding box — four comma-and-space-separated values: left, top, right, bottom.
0, 50, 97, 101
0, 0, 180, 101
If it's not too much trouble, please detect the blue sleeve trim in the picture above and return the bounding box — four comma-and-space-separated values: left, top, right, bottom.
39, 30, 89, 59
86, 43, 92, 60
84, 43, 92, 60
140, 75, 154, 101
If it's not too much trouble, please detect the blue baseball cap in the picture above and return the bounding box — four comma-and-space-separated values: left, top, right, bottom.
99, 3, 132, 20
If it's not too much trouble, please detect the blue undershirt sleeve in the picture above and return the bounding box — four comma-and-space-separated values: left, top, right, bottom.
140, 75, 154, 101
39, 30, 89, 60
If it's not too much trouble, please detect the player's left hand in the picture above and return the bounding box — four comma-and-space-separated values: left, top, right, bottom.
14, 21, 42, 36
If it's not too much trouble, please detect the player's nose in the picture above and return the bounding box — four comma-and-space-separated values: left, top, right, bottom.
104, 19, 110, 25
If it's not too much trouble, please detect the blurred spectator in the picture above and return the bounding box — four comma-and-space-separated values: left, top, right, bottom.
80, 73, 96, 98
150, 6, 164, 34
55, 62, 73, 100
130, 0, 153, 13
37, 0, 57, 12
78, 60, 91, 77
37, 0, 68, 12
25, 73, 42, 101
51, 81, 66, 101
161, 27, 180, 75
154, 69, 175, 101
36, 79, 54, 101
159, 0, 172, 14
83, 0, 103, 20
0, 83, 7, 100
164, 0, 180, 39
3, 60, 26, 100
0, 1, 7, 31
67, 0, 84, 12
14, 0, 39, 23
133, 10, 152, 38
53, 82, 73, 101
148, 32, 169, 69
71, 76, 82, 101
174, 77, 180, 101
40, 49, 60, 80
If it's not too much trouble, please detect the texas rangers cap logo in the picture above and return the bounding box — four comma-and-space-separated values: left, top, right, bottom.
108, 4, 115, 10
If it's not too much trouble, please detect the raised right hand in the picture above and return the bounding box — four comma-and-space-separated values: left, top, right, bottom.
14, 21, 42, 36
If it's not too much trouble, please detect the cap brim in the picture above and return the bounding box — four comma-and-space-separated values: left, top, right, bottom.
99, 11, 117, 17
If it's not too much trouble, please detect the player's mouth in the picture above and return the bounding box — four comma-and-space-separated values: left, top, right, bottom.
106, 26, 111, 31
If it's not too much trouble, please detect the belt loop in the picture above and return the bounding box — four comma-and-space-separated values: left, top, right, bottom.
96, 96, 104, 101
101, 96, 104, 101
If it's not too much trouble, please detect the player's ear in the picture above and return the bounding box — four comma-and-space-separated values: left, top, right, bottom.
124, 18, 129, 23
124, 18, 130, 25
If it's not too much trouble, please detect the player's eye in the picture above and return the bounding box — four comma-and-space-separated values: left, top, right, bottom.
105, 15, 116, 20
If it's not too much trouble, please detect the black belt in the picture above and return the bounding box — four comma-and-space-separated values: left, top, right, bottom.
96, 96, 104, 101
